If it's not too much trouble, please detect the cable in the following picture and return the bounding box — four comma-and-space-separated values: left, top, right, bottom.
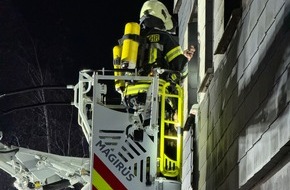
1, 102, 73, 115
0, 85, 73, 98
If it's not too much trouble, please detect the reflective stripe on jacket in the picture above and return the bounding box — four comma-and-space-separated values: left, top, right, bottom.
141, 28, 188, 76
123, 79, 167, 96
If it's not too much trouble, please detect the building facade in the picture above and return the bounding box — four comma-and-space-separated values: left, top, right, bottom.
176, 0, 290, 189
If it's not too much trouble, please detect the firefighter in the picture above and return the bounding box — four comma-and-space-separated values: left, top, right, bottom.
120, 0, 196, 124
138, 0, 195, 83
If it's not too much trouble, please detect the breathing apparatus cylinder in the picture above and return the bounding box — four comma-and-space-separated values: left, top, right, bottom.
113, 45, 125, 92
121, 22, 140, 69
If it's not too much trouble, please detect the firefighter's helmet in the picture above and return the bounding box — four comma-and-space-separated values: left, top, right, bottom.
140, 0, 173, 31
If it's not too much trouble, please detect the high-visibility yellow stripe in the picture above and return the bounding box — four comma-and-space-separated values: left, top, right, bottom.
149, 47, 157, 64
92, 169, 113, 190
165, 46, 183, 62
124, 84, 150, 95
123, 79, 167, 96
123, 79, 169, 96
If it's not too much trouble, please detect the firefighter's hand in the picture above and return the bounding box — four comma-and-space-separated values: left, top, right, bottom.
183, 45, 196, 61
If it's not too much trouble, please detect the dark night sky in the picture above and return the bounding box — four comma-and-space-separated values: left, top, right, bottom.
0, 0, 173, 189
7, 0, 172, 83
0, 0, 173, 133
11, 0, 146, 82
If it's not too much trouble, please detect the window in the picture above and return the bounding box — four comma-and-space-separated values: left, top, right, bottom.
214, 0, 242, 54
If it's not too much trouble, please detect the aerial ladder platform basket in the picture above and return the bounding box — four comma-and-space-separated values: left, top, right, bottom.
73, 69, 184, 190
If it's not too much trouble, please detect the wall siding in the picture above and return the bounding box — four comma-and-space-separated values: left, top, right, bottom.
196, 0, 290, 189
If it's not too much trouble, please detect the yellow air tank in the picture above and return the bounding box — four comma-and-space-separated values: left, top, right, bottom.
121, 22, 140, 69
113, 45, 125, 91
113, 45, 122, 70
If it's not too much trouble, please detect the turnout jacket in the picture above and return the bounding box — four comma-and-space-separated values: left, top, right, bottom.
139, 28, 189, 81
